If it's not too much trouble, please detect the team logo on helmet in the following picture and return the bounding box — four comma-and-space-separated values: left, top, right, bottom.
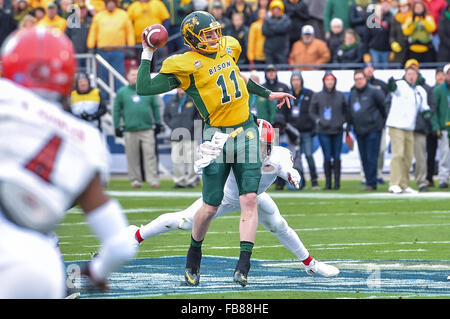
181, 11, 223, 54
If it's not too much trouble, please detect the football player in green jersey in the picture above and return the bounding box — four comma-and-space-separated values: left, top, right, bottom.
136, 11, 294, 287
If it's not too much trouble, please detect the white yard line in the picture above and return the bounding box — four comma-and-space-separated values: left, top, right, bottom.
107, 190, 450, 199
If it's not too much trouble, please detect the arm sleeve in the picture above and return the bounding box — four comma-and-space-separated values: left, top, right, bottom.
423, 16, 436, 33
247, 78, 271, 98
136, 60, 180, 95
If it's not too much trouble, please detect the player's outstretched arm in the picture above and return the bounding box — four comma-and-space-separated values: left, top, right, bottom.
243, 73, 295, 109
77, 174, 137, 289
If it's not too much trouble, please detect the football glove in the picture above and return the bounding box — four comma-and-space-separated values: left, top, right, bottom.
287, 168, 301, 190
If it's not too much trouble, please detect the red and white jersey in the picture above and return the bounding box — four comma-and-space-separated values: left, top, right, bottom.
0, 79, 110, 231
223, 146, 294, 201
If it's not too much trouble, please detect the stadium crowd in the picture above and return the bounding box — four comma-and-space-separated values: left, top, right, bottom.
1, 0, 450, 193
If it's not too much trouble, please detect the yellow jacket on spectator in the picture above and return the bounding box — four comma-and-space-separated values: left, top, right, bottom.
27, 0, 53, 8
247, 18, 265, 63
402, 14, 436, 53
87, 0, 106, 13
87, 7, 135, 49
38, 14, 67, 33
127, 0, 170, 44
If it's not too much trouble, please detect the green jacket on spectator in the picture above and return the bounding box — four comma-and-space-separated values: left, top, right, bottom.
248, 93, 277, 124
324, 0, 355, 33
114, 84, 161, 132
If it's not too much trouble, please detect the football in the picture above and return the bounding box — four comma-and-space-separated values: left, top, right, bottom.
145, 24, 168, 48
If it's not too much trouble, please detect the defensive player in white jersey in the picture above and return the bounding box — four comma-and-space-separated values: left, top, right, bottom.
127, 120, 339, 286
0, 27, 137, 298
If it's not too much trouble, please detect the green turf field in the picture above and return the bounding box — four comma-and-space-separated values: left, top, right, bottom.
58, 178, 450, 299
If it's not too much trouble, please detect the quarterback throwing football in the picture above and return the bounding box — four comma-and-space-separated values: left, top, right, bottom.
136, 11, 294, 286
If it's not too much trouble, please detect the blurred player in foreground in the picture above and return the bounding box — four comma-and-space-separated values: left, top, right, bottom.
0, 27, 137, 298
127, 120, 340, 283
136, 11, 294, 287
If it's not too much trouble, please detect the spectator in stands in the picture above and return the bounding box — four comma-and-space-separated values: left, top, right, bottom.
229, 11, 249, 65
327, 17, 345, 60
309, 71, 349, 190
262, 64, 290, 95
113, 67, 162, 189
164, 88, 200, 189
248, 72, 277, 123
70, 73, 107, 133
365, 1, 392, 65
349, 0, 372, 41
289, 25, 331, 70
225, 0, 253, 27
37, 2, 66, 33
59, 0, 73, 19
65, 2, 91, 57
324, 0, 356, 39
426, 67, 444, 187
250, 0, 269, 24
262, 0, 291, 64
162, 0, 193, 54
348, 69, 387, 191
18, 14, 36, 29
209, 1, 232, 36
87, 0, 135, 95
280, 70, 320, 189
127, 0, 170, 59
390, 0, 411, 64
431, 63, 450, 189
332, 28, 364, 65
386, 62, 430, 194
402, 0, 436, 63
302, 0, 326, 40
0, 0, 16, 48
283, 0, 310, 51
33, 6, 46, 22
437, 3, 450, 62
13, 0, 32, 24
247, 6, 267, 66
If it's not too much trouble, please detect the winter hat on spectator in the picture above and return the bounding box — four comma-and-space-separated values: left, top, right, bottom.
47, 1, 57, 8
323, 71, 336, 83
265, 64, 277, 72
269, 0, 284, 13
443, 64, 450, 75
404, 59, 420, 73
330, 18, 343, 28
302, 25, 315, 35
290, 70, 303, 84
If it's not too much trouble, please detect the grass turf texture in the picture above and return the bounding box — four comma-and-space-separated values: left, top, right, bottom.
58, 178, 450, 299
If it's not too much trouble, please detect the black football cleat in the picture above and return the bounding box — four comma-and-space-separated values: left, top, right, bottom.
233, 270, 248, 287
184, 268, 200, 286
